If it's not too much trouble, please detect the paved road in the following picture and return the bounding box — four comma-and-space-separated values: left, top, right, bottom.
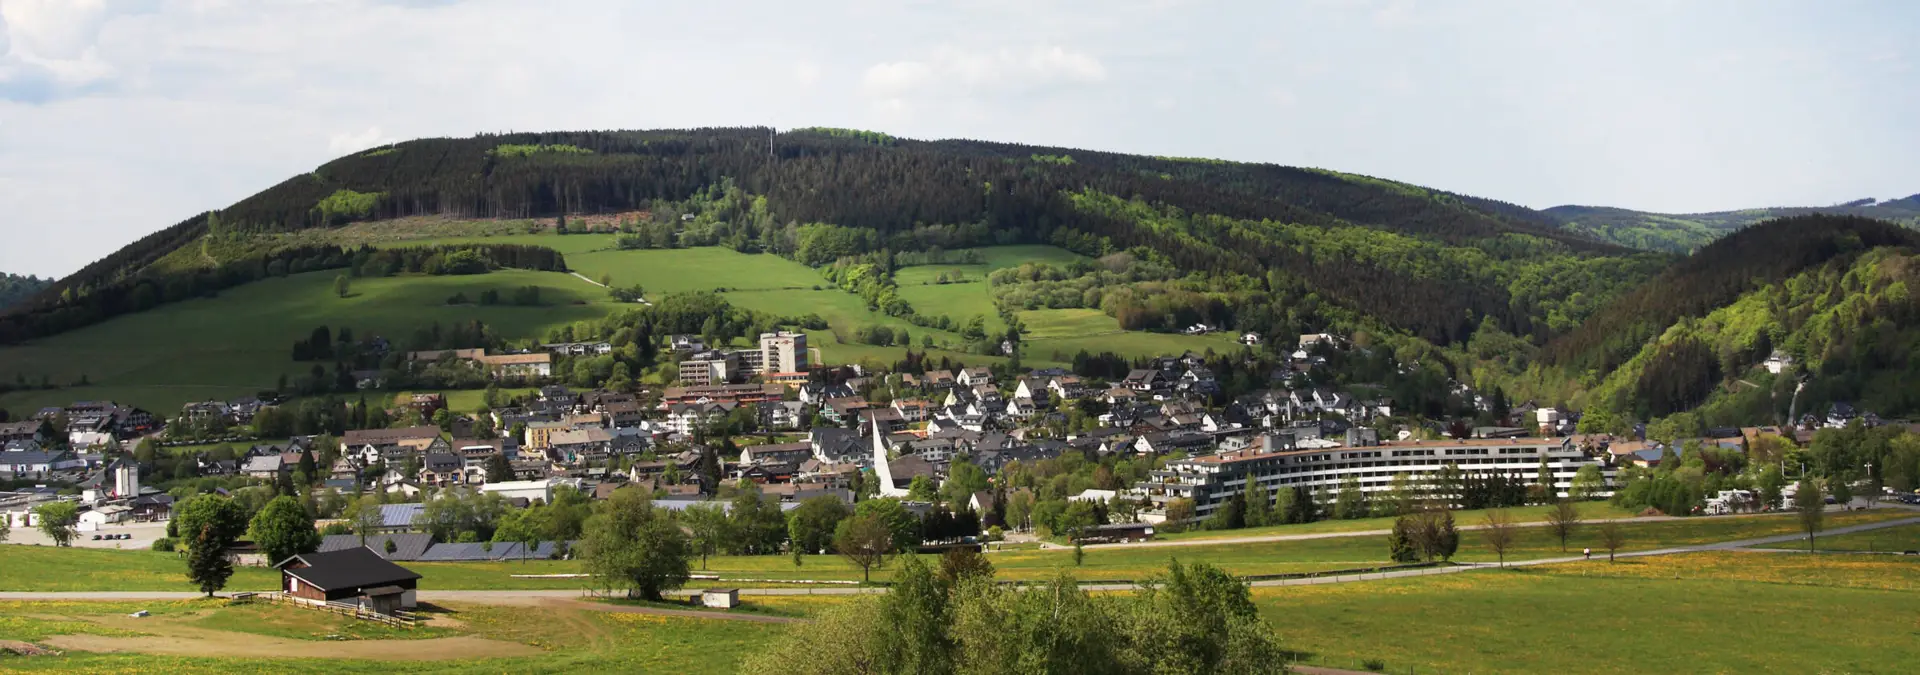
7, 510, 1913, 603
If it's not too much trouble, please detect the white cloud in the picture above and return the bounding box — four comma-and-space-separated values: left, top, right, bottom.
328, 126, 396, 155
1, 0, 110, 60
862, 45, 1106, 97
793, 61, 821, 86
862, 60, 933, 94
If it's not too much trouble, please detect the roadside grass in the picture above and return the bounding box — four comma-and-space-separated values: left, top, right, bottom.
591, 595, 830, 618
0, 269, 614, 415
1750, 522, 1920, 553
1256, 564, 1920, 675
1157, 502, 1642, 542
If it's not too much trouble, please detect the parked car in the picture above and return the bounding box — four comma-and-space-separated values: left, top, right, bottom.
90, 534, 101, 541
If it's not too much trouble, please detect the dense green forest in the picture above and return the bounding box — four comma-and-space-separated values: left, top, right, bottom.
0, 273, 49, 310
1544, 195, 1920, 253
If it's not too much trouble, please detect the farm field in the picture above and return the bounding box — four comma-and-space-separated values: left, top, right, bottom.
1259, 554, 1920, 674
0, 269, 613, 415
1751, 521, 1920, 553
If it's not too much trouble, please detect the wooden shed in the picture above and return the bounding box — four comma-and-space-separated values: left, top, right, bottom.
275, 546, 422, 613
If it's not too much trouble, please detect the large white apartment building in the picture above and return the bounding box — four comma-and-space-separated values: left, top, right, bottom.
1136, 436, 1613, 518
759, 331, 808, 376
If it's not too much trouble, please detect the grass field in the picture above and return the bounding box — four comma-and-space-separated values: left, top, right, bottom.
0, 269, 614, 415
1259, 556, 1920, 674
1017, 307, 1242, 360
1751, 521, 1920, 553
1157, 503, 1643, 542
0, 597, 780, 673
9, 510, 1907, 593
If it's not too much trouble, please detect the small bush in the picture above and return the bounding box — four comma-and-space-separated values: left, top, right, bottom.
1362, 658, 1386, 672
151, 538, 177, 552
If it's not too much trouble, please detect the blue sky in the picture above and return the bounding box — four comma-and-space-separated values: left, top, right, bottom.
1, 0, 1915, 277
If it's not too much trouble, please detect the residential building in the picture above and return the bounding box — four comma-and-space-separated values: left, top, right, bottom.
678, 351, 739, 386
476, 353, 553, 379
277, 547, 421, 613
759, 331, 809, 376
1135, 436, 1612, 519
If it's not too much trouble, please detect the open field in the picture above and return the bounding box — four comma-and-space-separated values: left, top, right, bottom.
0, 598, 776, 673
1259, 554, 1920, 674
1158, 502, 1644, 542
1751, 521, 1920, 553
0, 269, 614, 415
9, 510, 1908, 594
1017, 307, 1242, 360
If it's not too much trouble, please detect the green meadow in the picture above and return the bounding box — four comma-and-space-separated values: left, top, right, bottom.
0, 269, 613, 414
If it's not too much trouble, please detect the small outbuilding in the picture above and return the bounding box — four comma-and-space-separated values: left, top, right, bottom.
275, 546, 422, 613
700, 588, 739, 609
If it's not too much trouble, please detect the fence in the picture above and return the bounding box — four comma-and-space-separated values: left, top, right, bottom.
230, 592, 419, 629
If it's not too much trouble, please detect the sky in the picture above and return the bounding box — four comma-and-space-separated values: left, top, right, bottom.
0, 0, 1915, 278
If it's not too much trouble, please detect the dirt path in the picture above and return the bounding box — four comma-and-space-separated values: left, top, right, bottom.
548, 598, 801, 624
42, 630, 537, 661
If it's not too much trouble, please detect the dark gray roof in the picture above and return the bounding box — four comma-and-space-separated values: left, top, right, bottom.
416, 541, 563, 561
319, 533, 435, 561
277, 546, 421, 591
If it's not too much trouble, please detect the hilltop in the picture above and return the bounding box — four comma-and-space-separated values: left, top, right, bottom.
2, 127, 1662, 352
1544, 195, 1920, 253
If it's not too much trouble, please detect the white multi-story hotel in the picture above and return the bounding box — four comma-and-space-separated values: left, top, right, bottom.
759, 331, 808, 376
1136, 435, 1613, 518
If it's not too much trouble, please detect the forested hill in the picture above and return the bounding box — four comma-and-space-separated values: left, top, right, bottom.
8, 126, 1661, 349
0, 273, 49, 310
1545, 214, 1919, 377
1544, 195, 1920, 253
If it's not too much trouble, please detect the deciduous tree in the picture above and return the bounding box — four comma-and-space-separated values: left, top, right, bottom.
1544, 499, 1581, 552
249, 496, 321, 565
1479, 509, 1516, 567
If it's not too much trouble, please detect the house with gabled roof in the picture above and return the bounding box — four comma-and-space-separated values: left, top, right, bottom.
276, 547, 421, 613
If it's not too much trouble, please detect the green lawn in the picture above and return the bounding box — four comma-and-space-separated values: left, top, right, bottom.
0, 268, 614, 415
1259, 561, 1920, 674
1158, 502, 1643, 542
566, 247, 823, 294
0, 598, 781, 674
1752, 522, 1920, 553
0, 546, 279, 592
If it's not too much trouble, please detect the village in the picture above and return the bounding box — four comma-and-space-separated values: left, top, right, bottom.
3, 328, 1917, 630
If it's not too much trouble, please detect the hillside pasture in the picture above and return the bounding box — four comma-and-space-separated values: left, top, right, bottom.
0, 269, 614, 415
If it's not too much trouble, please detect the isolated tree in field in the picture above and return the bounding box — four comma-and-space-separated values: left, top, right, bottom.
1408, 509, 1460, 562
937, 547, 995, 585
580, 489, 691, 600
834, 512, 896, 582
1479, 509, 1517, 567
1387, 514, 1419, 562
1597, 520, 1626, 562
334, 274, 350, 298
187, 524, 235, 597
1794, 479, 1825, 553
33, 502, 78, 546
681, 503, 732, 569
1544, 498, 1581, 552
249, 496, 321, 564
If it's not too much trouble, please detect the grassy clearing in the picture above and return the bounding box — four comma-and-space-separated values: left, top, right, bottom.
191, 603, 453, 641
1536, 550, 1920, 592
568, 247, 823, 294
1257, 563, 1920, 674
1751, 521, 1920, 552
1018, 307, 1242, 360
0, 546, 279, 592
0, 599, 778, 673
1157, 503, 1643, 542
0, 269, 613, 415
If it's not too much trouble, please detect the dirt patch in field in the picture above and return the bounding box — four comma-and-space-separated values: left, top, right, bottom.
42, 628, 537, 661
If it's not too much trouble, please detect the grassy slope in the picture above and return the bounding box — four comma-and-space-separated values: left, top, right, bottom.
0, 269, 613, 415
1262, 553, 1920, 674
1752, 522, 1920, 552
